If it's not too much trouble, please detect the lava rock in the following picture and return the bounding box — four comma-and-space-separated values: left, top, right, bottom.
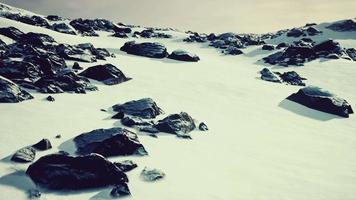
120, 41, 168, 58
11, 147, 36, 163
168, 50, 200, 62
260, 68, 282, 83
112, 98, 163, 119
326, 19, 356, 32
32, 139, 52, 150
114, 160, 138, 172
0, 26, 24, 40
0, 76, 33, 103
198, 122, 209, 131
141, 167, 165, 182
26, 153, 128, 190
73, 127, 148, 157
155, 112, 196, 135
110, 184, 131, 198
262, 44, 275, 51
79, 64, 130, 85
287, 86, 354, 117
279, 71, 306, 86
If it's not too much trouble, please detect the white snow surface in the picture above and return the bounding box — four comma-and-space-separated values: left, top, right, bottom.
1, 4, 356, 200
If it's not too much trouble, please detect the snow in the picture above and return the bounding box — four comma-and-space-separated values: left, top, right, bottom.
1, 4, 356, 200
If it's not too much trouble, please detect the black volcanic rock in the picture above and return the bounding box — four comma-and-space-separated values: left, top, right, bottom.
112, 98, 163, 119
69, 18, 99, 36
11, 147, 36, 163
312, 39, 342, 55
276, 42, 289, 49
305, 26, 322, 36
79, 64, 130, 85
46, 15, 63, 21
198, 122, 209, 131
346, 48, 356, 61
18, 32, 56, 47
279, 71, 306, 86
32, 139, 52, 151
46, 95, 55, 102
26, 153, 128, 190
110, 184, 131, 198
121, 116, 153, 127
2, 13, 50, 28
72, 62, 83, 70
56, 44, 97, 63
52, 23, 76, 35
0, 76, 33, 103
0, 26, 24, 40
262, 44, 275, 51
260, 68, 282, 83
73, 127, 148, 157
114, 160, 138, 172
287, 28, 304, 37
168, 50, 200, 62
112, 32, 128, 38
326, 19, 356, 32
155, 112, 196, 136
263, 46, 316, 66
0, 60, 41, 80
120, 41, 168, 58
134, 29, 172, 38
287, 86, 354, 117
223, 46, 243, 55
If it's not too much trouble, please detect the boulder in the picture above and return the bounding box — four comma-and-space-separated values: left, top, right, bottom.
56, 44, 97, 63
312, 39, 342, 55
306, 26, 322, 36
155, 112, 196, 135
287, 28, 304, 37
26, 153, 128, 190
0, 26, 24, 40
11, 147, 36, 163
112, 98, 163, 119
326, 19, 356, 32
121, 116, 153, 127
287, 86, 354, 117
276, 42, 289, 49
263, 46, 316, 66
120, 41, 168, 58
141, 167, 165, 182
73, 127, 148, 157
32, 139, 52, 150
0, 60, 42, 80
52, 23, 76, 35
18, 32, 56, 47
279, 71, 306, 86
114, 160, 138, 172
0, 76, 33, 103
69, 19, 99, 36
79, 64, 130, 85
223, 46, 243, 55
260, 68, 282, 83
139, 126, 160, 134
168, 50, 200, 62
262, 44, 275, 51
110, 184, 131, 198
134, 29, 172, 38
346, 48, 356, 61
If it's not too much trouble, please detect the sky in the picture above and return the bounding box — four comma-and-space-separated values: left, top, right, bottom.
1, 0, 355, 33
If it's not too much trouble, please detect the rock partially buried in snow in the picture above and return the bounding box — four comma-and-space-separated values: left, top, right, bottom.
73, 127, 148, 157
112, 98, 163, 119
286, 86, 354, 118
168, 50, 200, 62
110, 184, 131, 198
0, 26, 24, 40
155, 112, 196, 136
79, 64, 131, 85
114, 160, 138, 172
141, 167, 165, 182
260, 68, 282, 83
120, 41, 168, 58
278, 71, 306, 86
32, 139, 52, 151
11, 147, 36, 163
0, 76, 33, 103
326, 19, 356, 32
26, 153, 128, 190
199, 122, 209, 131
121, 116, 153, 127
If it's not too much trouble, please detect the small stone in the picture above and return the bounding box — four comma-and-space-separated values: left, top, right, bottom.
110, 184, 131, 198
55, 134, 61, 139
32, 139, 52, 151
11, 147, 36, 163
114, 160, 138, 172
198, 122, 209, 131
112, 112, 125, 119
141, 167, 165, 182
46, 95, 55, 102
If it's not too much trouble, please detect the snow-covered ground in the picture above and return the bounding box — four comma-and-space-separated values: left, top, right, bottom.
1, 4, 356, 200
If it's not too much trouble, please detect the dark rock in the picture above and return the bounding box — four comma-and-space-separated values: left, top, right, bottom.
140, 126, 160, 134
56, 44, 97, 63
28, 189, 41, 199
0, 60, 42, 80
46, 15, 63, 21
134, 29, 172, 38
12, 79, 39, 90
26, 153, 128, 190
312, 39, 342, 55
112, 32, 128, 38
305, 23, 317, 27
55, 134, 61, 139
276, 42, 289, 49
141, 167, 165, 181
223, 46, 243, 55
0, 76, 33, 103
112, 111, 125, 119
0, 39, 6, 50
18, 32, 56, 47
326, 53, 340, 59
207, 33, 217, 41
120, 41, 168, 58
73, 127, 148, 157
260, 68, 282, 83
112, 98, 163, 119
279, 71, 306, 86
114, 160, 138, 172
262, 44, 275, 51
287, 86, 354, 117
346, 48, 356, 61
110, 184, 131, 198
326, 19, 356, 32
2, 13, 50, 28
0, 26, 24, 40
79, 63, 130, 85
69, 19, 99, 36
263, 46, 316, 66
184, 33, 207, 43
286, 28, 304, 37
72, 62, 83, 70
198, 122, 209, 131
23, 54, 66, 76
35, 70, 97, 94
32, 139, 52, 150
121, 116, 153, 127
168, 50, 200, 62
306, 26, 322, 36
11, 147, 36, 163
155, 112, 196, 135
52, 23, 76, 35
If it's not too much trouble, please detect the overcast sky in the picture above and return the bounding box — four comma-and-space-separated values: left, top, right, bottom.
1, 0, 355, 33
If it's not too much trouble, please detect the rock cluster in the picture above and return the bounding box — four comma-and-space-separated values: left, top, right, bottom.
260, 68, 306, 86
